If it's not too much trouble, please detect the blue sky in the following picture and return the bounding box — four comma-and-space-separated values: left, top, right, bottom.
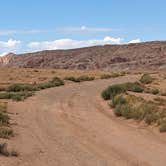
0, 0, 166, 55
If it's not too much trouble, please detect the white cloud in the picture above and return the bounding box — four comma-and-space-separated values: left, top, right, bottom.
0, 30, 48, 36
0, 52, 8, 57
128, 39, 141, 44
27, 37, 123, 51
0, 39, 21, 55
56, 26, 113, 33
0, 39, 21, 48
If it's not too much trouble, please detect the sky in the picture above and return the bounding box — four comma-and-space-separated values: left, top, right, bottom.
0, 0, 166, 55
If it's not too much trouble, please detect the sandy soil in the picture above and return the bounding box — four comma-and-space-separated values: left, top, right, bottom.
1, 75, 166, 166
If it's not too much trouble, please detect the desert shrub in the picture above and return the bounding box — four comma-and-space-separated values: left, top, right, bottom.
100, 74, 112, 79
151, 89, 159, 95
159, 120, 166, 132
50, 77, 64, 85
65, 76, 94, 82
64, 76, 79, 82
10, 149, 19, 157
120, 104, 133, 119
0, 102, 7, 112
111, 73, 121, 78
144, 88, 159, 95
77, 75, 95, 82
0, 92, 34, 101
144, 112, 159, 125
114, 104, 123, 116
7, 84, 38, 92
0, 143, 9, 156
0, 143, 18, 157
0, 127, 13, 138
101, 84, 126, 100
38, 77, 64, 89
125, 82, 144, 93
112, 94, 127, 108
0, 112, 9, 124
140, 74, 154, 84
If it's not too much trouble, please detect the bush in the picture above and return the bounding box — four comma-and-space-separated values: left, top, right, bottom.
151, 89, 159, 95
0, 143, 10, 156
7, 84, 38, 92
101, 84, 126, 100
38, 77, 64, 89
140, 74, 154, 84
77, 76, 95, 82
0, 92, 34, 101
64, 76, 80, 82
111, 73, 121, 78
0, 127, 13, 138
159, 120, 166, 132
0, 143, 18, 157
144, 88, 159, 95
65, 75, 94, 82
0, 112, 9, 124
144, 112, 159, 125
50, 77, 64, 85
100, 74, 112, 79
125, 82, 144, 93
112, 94, 127, 108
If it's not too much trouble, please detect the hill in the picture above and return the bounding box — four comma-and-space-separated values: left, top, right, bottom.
0, 41, 166, 70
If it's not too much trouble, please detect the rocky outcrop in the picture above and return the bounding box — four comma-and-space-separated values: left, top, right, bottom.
0, 41, 166, 70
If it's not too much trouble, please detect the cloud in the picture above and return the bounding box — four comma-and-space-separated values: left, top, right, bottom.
56, 26, 114, 33
0, 39, 21, 48
27, 36, 123, 51
0, 52, 8, 57
0, 30, 49, 36
128, 39, 141, 44
0, 39, 21, 55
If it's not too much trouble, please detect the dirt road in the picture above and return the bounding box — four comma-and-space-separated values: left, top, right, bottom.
1, 75, 166, 166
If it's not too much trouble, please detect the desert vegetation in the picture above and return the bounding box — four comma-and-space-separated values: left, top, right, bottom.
0, 77, 64, 101
64, 75, 95, 82
102, 77, 166, 132
0, 102, 18, 157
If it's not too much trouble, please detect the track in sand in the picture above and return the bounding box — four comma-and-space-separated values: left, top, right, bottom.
1, 75, 166, 166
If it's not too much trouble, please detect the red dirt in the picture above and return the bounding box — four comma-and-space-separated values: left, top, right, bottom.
1, 75, 166, 166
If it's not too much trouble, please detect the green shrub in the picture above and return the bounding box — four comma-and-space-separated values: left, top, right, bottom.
100, 74, 112, 79
0, 92, 34, 101
101, 84, 126, 100
0, 127, 13, 138
120, 104, 133, 119
0, 143, 18, 157
125, 82, 144, 93
65, 75, 94, 82
144, 88, 159, 95
0, 143, 9, 156
64, 76, 80, 82
77, 75, 95, 82
38, 77, 64, 89
140, 74, 154, 84
159, 120, 166, 132
51, 77, 64, 85
114, 104, 123, 116
7, 84, 38, 92
144, 112, 159, 125
0, 112, 9, 124
111, 73, 121, 78
112, 94, 127, 108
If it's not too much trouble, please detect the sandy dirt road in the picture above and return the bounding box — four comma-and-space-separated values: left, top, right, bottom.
1, 75, 166, 166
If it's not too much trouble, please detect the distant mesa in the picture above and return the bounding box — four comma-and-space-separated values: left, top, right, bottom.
0, 41, 166, 70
